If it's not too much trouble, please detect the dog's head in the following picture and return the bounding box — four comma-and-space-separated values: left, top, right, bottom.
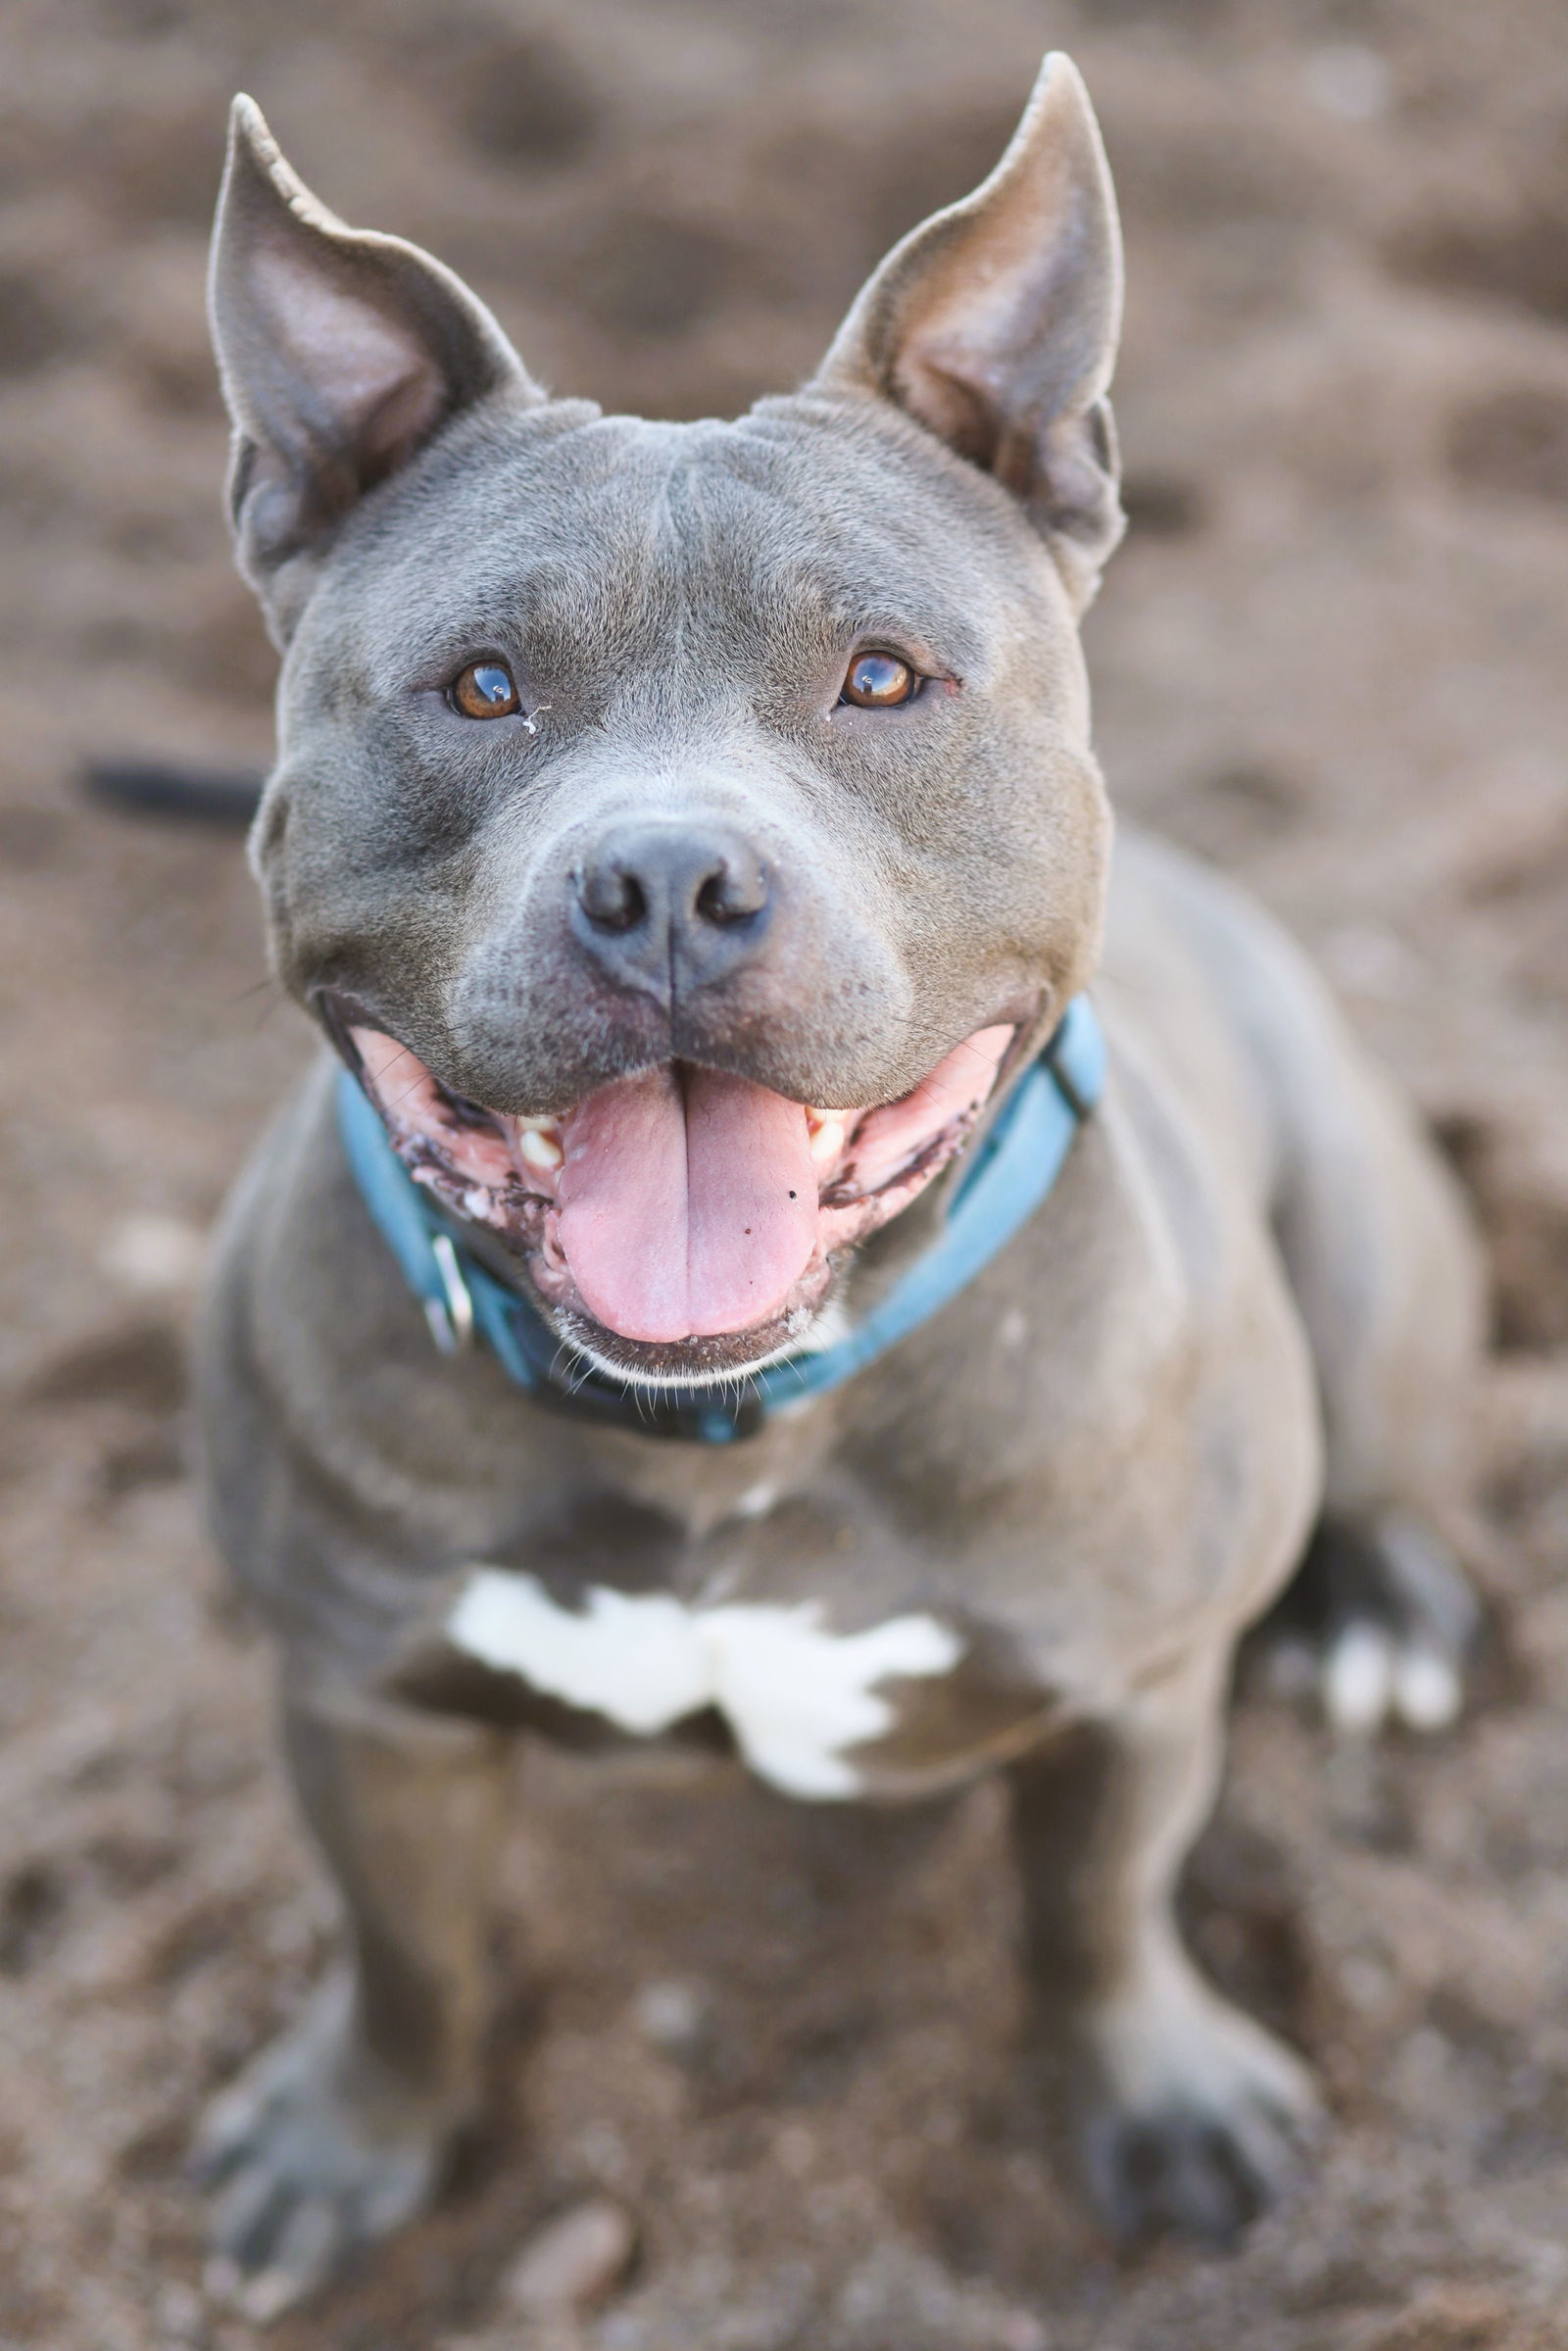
208, 54, 1124, 1388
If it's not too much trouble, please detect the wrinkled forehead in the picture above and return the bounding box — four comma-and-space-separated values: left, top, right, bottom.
317, 402, 1050, 687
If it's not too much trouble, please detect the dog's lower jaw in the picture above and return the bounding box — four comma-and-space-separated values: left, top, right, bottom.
541, 1276, 848, 1392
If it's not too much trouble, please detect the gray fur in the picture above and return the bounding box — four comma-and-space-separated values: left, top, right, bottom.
194, 54, 1483, 2315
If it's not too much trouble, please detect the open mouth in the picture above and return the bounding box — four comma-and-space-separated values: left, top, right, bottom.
346, 1019, 1016, 1384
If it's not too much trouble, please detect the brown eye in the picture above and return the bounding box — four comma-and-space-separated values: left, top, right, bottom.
840, 651, 917, 708
451, 661, 520, 718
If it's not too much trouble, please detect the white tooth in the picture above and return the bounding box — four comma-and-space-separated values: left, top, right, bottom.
809, 1118, 846, 1165
515, 1114, 559, 1133
518, 1128, 564, 1171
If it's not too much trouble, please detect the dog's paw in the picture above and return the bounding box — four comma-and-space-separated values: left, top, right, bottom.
1255, 1511, 1481, 1737
1073, 1963, 1321, 2247
193, 1975, 452, 2322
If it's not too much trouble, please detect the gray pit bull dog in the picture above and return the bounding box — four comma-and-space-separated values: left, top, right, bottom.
193, 54, 1486, 2318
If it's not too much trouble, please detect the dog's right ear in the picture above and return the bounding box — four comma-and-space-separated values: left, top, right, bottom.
209, 97, 541, 638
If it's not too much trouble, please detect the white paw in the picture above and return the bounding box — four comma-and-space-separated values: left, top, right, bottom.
1321, 1621, 1461, 1737
1258, 1513, 1479, 1739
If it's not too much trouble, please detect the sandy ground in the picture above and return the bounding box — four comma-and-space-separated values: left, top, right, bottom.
4, 0, 1568, 2344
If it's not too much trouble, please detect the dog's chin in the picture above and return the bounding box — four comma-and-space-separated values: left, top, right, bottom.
535, 1261, 846, 1391
337, 1014, 1019, 1393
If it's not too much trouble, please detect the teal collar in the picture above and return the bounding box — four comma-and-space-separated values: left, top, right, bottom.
336, 996, 1105, 1444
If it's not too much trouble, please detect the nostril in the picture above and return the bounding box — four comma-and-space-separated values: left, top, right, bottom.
578, 862, 647, 934
695, 857, 767, 927
695, 868, 737, 926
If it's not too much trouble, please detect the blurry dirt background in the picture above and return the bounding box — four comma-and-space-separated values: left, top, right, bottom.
4, 0, 1568, 2345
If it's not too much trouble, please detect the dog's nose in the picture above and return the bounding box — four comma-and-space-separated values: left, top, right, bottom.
571, 822, 772, 997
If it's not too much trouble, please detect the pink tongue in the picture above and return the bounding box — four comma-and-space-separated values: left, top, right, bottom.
557, 1066, 819, 1344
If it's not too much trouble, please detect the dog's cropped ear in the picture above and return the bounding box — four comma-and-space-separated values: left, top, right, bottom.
209, 97, 541, 636
814, 53, 1123, 609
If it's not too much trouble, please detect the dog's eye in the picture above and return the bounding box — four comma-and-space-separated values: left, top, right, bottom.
840, 651, 917, 709
451, 661, 520, 719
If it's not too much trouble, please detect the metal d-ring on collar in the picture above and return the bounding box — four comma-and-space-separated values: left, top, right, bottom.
423, 1232, 475, 1356
335, 996, 1107, 1445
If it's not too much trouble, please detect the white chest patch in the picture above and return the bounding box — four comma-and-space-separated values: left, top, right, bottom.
447, 1570, 962, 1800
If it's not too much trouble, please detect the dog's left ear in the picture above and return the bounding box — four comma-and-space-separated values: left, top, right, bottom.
814, 53, 1123, 609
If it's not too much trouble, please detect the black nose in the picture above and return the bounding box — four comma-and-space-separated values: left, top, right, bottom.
571, 822, 772, 998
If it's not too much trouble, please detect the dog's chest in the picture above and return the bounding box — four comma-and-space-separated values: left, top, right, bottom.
433, 1565, 1054, 1799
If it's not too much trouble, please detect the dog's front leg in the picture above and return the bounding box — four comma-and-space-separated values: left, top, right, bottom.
196, 1681, 514, 2318
1008, 1645, 1319, 2246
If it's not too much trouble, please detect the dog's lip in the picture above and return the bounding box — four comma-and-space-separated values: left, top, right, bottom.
534, 1256, 844, 1391
334, 1007, 1023, 1378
